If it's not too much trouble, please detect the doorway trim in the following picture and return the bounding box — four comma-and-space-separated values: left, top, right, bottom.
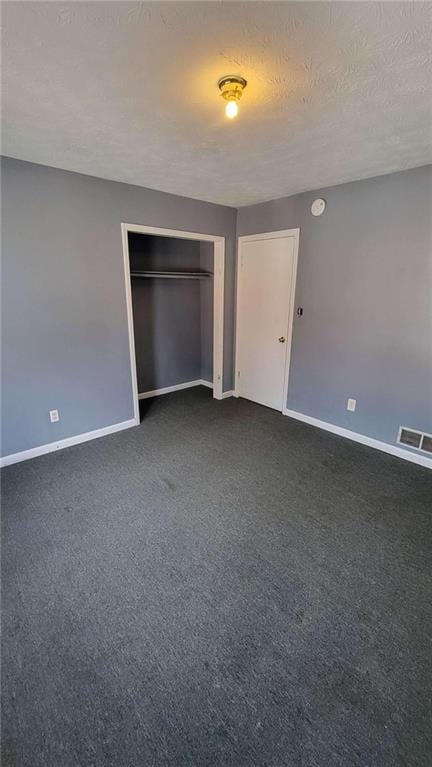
235, 228, 300, 412
121, 222, 225, 425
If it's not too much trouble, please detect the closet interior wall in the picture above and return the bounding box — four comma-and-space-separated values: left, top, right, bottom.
199, 241, 214, 385
128, 233, 213, 395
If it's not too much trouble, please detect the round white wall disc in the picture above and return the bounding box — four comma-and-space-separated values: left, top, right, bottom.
311, 198, 326, 216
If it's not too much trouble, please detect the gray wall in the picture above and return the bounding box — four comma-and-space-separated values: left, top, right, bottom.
3, 156, 430, 459
1, 157, 236, 456
237, 166, 432, 452
199, 241, 214, 383
129, 234, 208, 392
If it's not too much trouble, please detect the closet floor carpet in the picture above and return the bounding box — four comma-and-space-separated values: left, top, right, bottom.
2, 387, 432, 767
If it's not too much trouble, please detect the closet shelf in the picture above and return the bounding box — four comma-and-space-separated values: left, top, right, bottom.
130, 270, 212, 280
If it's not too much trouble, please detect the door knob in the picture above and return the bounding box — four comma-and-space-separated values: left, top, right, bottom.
278, 336, 286, 343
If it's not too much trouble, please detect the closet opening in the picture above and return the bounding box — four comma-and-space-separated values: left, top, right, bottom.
121, 224, 225, 424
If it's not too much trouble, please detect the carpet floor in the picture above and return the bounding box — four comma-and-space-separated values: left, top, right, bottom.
2, 387, 432, 767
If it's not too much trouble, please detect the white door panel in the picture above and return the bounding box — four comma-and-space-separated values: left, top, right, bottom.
236, 235, 296, 411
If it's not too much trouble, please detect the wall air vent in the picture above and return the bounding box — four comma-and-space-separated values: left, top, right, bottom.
398, 428, 422, 448
397, 427, 432, 454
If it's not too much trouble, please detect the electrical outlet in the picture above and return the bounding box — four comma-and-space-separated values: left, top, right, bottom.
49, 409, 60, 423
346, 398, 356, 412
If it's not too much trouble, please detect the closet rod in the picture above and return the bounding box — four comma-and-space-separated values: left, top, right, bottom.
130, 271, 212, 280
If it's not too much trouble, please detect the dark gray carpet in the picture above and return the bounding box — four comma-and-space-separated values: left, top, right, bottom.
2, 387, 432, 767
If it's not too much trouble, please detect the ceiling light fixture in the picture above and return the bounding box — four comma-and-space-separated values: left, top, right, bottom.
218, 75, 247, 119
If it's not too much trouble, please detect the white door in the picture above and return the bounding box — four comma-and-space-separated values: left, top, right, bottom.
236, 232, 298, 411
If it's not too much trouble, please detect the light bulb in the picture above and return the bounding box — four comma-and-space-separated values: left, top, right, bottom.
225, 100, 238, 119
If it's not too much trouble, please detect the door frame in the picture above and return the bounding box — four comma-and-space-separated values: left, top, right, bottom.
235, 228, 300, 412
121, 222, 225, 425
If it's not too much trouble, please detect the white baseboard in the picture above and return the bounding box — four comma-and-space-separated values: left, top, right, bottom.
1, 382, 234, 468
283, 408, 432, 469
0, 418, 137, 468
138, 379, 214, 400
221, 390, 235, 399
138, 380, 237, 400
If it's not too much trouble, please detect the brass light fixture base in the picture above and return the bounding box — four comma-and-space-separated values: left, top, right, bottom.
218, 75, 247, 102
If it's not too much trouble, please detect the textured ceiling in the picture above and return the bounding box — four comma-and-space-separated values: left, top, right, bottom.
2, 1, 432, 206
